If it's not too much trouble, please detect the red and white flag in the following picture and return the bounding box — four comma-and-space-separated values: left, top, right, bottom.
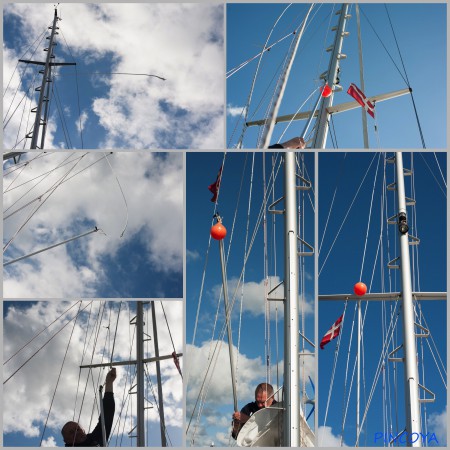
208, 166, 223, 203
320, 314, 344, 349
347, 83, 375, 118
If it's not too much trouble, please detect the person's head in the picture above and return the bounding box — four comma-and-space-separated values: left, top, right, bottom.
254, 383, 274, 409
61, 421, 87, 445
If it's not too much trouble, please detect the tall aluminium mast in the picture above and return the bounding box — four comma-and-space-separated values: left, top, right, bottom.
19, 8, 76, 149
81, 301, 181, 447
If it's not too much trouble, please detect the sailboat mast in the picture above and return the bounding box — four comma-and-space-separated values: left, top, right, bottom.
151, 301, 167, 446
30, 9, 58, 149
136, 301, 146, 447
312, 3, 350, 148
283, 151, 300, 446
395, 153, 421, 446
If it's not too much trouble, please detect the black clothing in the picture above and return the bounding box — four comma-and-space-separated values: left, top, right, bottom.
232, 400, 278, 439
268, 144, 284, 149
66, 392, 115, 447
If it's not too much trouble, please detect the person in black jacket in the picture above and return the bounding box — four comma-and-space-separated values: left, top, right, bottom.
231, 382, 277, 439
61, 368, 116, 447
268, 137, 305, 149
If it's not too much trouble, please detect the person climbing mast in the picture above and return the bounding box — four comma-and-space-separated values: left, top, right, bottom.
61, 367, 116, 447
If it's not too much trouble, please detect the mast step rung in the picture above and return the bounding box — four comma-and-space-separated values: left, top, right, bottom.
387, 214, 397, 224
331, 26, 338, 31
409, 235, 420, 246
414, 322, 429, 337
333, 85, 343, 92
268, 196, 285, 215
386, 156, 395, 164
388, 344, 403, 362
268, 280, 284, 302
388, 256, 400, 269
403, 168, 412, 176
297, 236, 314, 257
418, 383, 435, 403
405, 197, 416, 206
31, 107, 37, 113
387, 182, 396, 191
342, 31, 350, 37
326, 45, 333, 53
296, 173, 311, 191
319, 71, 327, 80
337, 54, 347, 60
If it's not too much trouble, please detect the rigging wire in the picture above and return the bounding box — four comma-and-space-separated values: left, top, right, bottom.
3, 300, 81, 365
110, 301, 123, 367
359, 153, 382, 281
318, 153, 347, 255
4, 153, 114, 219
3, 301, 93, 385
233, 4, 293, 148
319, 152, 378, 276
58, 28, 85, 148
188, 154, 285, 440
383, 4, 426, 149
103, 153, 129, 238
40, 301, 83, 446
3, 152, 89, 253
3, 21, 52, 98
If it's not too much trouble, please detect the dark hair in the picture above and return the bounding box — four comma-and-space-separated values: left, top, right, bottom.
255, 382, 274, 397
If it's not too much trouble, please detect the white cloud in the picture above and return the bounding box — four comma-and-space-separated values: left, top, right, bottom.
211, 276, 314, 318
3, 301, 183, 445
227, 104, 245, 117
318, 425, 346, 446
427, 406, 447, 446
3, 152, 183, 297
41, 436, 57, 447
186, 249, 200, 262
3, 3, 224, 149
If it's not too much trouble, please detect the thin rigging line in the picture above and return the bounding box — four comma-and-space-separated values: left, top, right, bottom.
3, 301, 93, 385
40, 301, 82, 446
4, 300, 81, 365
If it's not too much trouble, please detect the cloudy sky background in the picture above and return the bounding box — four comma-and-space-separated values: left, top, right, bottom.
3, 151, 183, 298
185, 152, 315, 446
4, 3, 224, 150
3, 300, 183, 447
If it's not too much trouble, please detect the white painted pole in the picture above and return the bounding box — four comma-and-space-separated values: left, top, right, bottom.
395, 152, 421, 446
283, 151, 300, 446
355, 4, 369, 149
136, 302, 145, 447
312, 3, 350, 148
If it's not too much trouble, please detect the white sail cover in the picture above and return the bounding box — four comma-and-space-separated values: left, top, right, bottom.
236, 406, 314, 447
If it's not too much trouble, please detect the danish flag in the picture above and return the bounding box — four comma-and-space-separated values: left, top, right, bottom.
347, 83, 375, 118
320, 314, 344, 349
208, 166, 223, 203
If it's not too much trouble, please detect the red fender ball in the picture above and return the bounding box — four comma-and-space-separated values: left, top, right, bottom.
211, 222, 227, 241
321, 83, 332, 98
354, 282, 367, 296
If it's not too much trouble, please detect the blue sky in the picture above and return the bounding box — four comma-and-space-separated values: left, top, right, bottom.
318, 152, 447, 446
3, 3, 224, 150
227, 3, 446, 149
186, 151, 315, 446
3, 301, 183, 447
3, 152, 183, 298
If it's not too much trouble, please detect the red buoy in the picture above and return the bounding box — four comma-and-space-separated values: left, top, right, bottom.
211, 222, 227, 241
321, 83, 332, 98
354, 282, 367, 296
